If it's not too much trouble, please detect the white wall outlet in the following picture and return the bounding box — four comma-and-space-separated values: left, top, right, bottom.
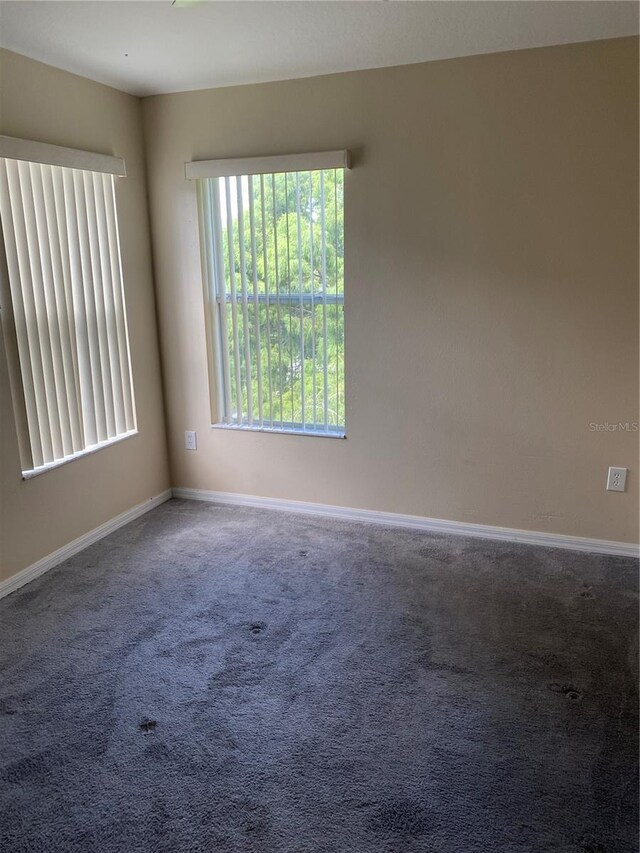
184, 430, 197, 451
606, 467, 627, 492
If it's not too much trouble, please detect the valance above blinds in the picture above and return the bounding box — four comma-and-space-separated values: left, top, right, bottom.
185, 150, 351, 180
0, 135, 126, 177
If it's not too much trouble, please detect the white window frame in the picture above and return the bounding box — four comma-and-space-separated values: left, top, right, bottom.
188, 150, 350, 438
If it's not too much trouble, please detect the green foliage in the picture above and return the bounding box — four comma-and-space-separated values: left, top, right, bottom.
217, 169, 344, 430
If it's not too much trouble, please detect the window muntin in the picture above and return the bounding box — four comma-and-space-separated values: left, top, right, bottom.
0, 157, 136, 476
197, 167, 345, 436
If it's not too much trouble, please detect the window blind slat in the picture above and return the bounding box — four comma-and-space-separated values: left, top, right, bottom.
71, 170, 107, 443
196, 179, 222, 422
37, 163, 77, 457
334, 170, 341, 431
320, 171, 329, 430
236, 176, 253, 425
259, 175, 273, 424
49, 165, 84, 453
271, 174, 284, 426
92, 173, 126, 435
309, 172, 317, 429
284, 173, 295, 426
0, 161, 43, 468
82, 171, 116, 438
248, 177, 263, 426
211, 180, 232, 423
103, 174, 135, 432
63, 168, 97, 447
17, 161, 60, 461
295, 173, 305, 430
224, 177, 243, 424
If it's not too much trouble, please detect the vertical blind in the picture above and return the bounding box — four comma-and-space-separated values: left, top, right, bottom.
196, 163, 345, 435
0, 157, 136, 474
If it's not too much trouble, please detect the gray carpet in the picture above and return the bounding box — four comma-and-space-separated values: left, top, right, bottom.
0, 499, 638, 853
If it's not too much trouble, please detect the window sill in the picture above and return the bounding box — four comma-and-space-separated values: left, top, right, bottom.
211, 423, 345, 439
21, 429, 138, 480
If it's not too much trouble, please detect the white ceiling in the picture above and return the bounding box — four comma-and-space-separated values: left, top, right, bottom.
0, 1, 637, 97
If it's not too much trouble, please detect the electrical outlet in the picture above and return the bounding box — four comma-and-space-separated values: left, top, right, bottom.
184, 430, 197, 451
606, 467, 627, 492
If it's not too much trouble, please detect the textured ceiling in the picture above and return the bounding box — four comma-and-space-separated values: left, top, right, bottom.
0, 1, 638, 96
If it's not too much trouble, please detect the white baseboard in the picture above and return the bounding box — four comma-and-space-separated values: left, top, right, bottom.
0, 490, 172, 600
2, 486, 635, 603
172, 487, 639, 559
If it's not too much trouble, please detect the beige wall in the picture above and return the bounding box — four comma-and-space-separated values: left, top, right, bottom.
0, 39, 637, 582
0, 49, 170, 581
143, 37, 639, 544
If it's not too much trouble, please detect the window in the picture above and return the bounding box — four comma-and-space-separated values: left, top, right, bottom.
0, 137, 136, 477
190, 151, 349, 436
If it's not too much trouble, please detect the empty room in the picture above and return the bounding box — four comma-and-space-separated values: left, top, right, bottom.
0, 2, 638, 851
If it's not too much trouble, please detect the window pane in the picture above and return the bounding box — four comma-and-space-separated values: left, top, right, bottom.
202, 166, 345, 435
